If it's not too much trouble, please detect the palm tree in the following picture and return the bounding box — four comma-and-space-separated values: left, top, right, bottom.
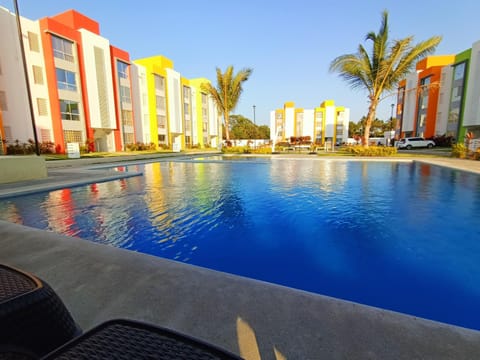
201, 66, 253, 141
329, 10, 441, 146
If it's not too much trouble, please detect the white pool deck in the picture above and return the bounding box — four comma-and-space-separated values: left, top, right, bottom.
1, 153, 480, 359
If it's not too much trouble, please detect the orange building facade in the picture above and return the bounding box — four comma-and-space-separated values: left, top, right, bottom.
396, 56, 455, 139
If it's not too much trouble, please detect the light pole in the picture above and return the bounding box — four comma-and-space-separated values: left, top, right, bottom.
13, 0, 40, 155
253, 105, 256, 125
390, 103, 395, 146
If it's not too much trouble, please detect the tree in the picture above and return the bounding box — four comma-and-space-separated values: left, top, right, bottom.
229, 115, 270, 139
201, 66, 253, 141
230, 115, 256, 139
257, 125, 270, 139
329, 10, 441, 146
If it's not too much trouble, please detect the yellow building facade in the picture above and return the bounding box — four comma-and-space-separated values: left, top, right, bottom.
133, 56, 219, 150
270, 101, 350, 145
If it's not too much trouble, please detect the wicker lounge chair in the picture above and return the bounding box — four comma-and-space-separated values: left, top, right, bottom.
1, 264, 242, 359
42, 318, 243, 359
0, 264, 81, 359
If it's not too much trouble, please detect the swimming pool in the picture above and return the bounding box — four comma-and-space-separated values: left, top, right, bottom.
1, 158, 480, 330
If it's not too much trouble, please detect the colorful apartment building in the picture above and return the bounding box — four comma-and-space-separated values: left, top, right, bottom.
395, 55, 455, 139
270, 101, 350, 144
132, 56, 220, 150
396, 42, 480, 142
0, 7, 37, 148
0, 7, 219, 154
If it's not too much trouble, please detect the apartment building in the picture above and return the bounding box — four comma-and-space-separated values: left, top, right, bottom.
395, 56, 455, 139
461, 40, 480, 139
396, 42, 480, 142
111, 46, 135, 150
0, 8, 218, 154
133, 56, 220, 150
270, 101, 350, 145
189, 78, 220, 148
0, 7, 39, 148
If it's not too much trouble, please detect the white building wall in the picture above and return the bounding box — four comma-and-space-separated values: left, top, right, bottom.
79, 29, 116, 130
0, 8, 33, 144
463, 40, 480, 127
338, 108, 350, 142
208, 97, 218, 137
402, 72, 418, 133
20, 17, 53, 143
303, 109, 314, 139
324, 104, 335, 138
166, 68, 182, 136
435, 65, 453, 135
131, 63, 150, 143
205, 96, 219, 148
284, 107, 295, 139
190, 87, 198, 146
269, 111, 276, 141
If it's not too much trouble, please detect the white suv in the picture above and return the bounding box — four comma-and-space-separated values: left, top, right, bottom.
396, 137, 436, 150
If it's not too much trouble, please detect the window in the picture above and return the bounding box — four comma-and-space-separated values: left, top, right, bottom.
56, 68, 77, 91
119, 85, 131, 103
117, 61, 128, 79
60, 100, 80, 121
51, 35, 74, 62
121, 110, 133, 126
158, 134, 166, 143
415, 76, 430, 136
33, 65, 44, 84
63, 130, 82, 144
0, 91, 7, 111
123, 133, 134, 144
183, 86, 190, 101
447, 61, 467, 134
156, 95, 166, 111
37, 98, 48, 116
157, 115, 166, 129
28, 32, 40, 52
154, 75, 165, 92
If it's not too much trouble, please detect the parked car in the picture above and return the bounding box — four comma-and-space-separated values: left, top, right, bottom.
396, 137, 436, 150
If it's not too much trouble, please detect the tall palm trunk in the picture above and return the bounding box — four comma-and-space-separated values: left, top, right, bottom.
224, 113, 230, 141
363, 97, 378, 146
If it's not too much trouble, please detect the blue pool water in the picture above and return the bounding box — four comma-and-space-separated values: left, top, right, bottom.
1, 158, 480, 330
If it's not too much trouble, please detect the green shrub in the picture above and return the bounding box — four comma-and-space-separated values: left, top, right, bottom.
251, 146, 272, 154
451, 143, 467, 158
222, 146, 250, 154
342, 145, 397, 157
473, 148, 480, 161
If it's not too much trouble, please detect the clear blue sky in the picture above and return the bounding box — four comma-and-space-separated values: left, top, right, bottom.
2, 0, 480, 126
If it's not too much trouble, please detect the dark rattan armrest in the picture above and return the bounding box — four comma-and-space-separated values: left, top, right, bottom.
42, 318, 243, 359
0, 264, 81, 359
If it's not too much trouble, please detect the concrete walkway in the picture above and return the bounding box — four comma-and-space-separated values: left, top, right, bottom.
0, 152, 219, 198
1, 220, 480, 360
1, 153, 480, 358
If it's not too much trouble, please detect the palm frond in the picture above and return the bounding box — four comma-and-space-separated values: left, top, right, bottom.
203, 65, 253, 140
